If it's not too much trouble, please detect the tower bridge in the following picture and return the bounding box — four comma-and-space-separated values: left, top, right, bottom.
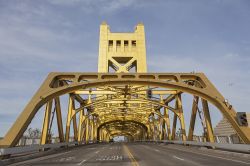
0, 23, 250, 165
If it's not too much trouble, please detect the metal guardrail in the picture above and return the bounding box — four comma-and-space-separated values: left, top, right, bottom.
138, 140, 250, 153
0, 141, 79, 156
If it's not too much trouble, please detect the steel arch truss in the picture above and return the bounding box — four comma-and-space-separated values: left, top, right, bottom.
0, 72, 250, 148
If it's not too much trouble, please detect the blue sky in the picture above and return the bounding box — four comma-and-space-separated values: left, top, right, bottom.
0, 0, 250, 137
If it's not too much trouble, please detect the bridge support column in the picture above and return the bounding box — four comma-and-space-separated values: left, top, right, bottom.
98, 128, 103, 142
91, 117, 94, 142
202, 99, 215, 143
176, 94, 187, 141
102, 129, 106, 142
93, 120, 97, 142
78, 109, 86, 143
172, 113, 177, 140
72, 110, 78, 141
106, 133, 109, 142
188, 96, 199, 141
158, 119, 162, 140
65, 95, 78, 142
40, 101, 53, 145
164, 107, 171, 140
161, 119, 166, 140
146, 124, 150, 140
55, 97, 64, 142
152, 115, 157, 141
85, 117, 89, 143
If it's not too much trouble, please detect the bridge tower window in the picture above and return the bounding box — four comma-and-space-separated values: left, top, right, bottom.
124, 40, 129, 52
108, 40, 113, 52
116, 40, 121, 52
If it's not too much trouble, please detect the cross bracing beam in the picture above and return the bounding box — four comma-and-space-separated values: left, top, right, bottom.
0, 72, 250, 149
74, 90, 177, 95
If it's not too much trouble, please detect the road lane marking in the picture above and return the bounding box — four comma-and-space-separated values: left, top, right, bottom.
96, 155, 123, 161
173, 155, 184, 161
154, 149, 159, 152
161, 145, 250, 165
77, 146, 107, 165
77, 159, 86, 165
123, 145, 139, 166
59, 156, 75, 162
9, 150, 73, 166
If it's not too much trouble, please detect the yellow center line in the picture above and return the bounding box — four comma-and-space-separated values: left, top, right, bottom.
123, 144, 139, 166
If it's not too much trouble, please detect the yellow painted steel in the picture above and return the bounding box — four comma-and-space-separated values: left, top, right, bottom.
164, 107, 172, 140
40, 101, 53, 145
160, 119, 166, 140
188, 96, 199, 141
54, 97, 64, 142
90, 118, 94, 141
98, 22, 147, 73
176, 94, 187, 141
202, 99, 215, 142
1, 74, 250, 147
77, 109, 86, 142
85, 116, 89, 143
172, 114, 177, 140
0, 23, 250, 151
65, 95, 73, 142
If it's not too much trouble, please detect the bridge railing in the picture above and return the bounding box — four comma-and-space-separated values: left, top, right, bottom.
0, 141, 79, 157
14, 135, 242, 147
0, 140, 109, 158
137, 140, 250, 153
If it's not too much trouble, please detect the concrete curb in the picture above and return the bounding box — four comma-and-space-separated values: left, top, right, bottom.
1, 143, 103, 165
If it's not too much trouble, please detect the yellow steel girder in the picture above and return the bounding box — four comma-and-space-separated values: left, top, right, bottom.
0, 72, 250, 148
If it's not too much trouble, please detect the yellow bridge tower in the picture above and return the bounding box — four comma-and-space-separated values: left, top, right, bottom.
98, 22, 147, 73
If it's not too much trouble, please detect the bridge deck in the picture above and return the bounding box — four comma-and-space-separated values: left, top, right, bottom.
6, 143, 250, 166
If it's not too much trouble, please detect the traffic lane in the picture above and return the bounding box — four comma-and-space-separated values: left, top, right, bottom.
155, 143, 250, 165
9, 143, 250, 166
10, 144, 110, 166
82, 143, 131, 166
126, 143, 191, 166
127, 143, 250, 166
157, 143, 250, 164
10, 143, 132, 166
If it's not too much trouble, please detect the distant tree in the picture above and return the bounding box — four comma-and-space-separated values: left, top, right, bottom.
176, 128, 181, 140
25, 128, 41, 138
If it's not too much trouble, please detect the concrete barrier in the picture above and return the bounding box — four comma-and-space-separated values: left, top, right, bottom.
136, 140, 250, 153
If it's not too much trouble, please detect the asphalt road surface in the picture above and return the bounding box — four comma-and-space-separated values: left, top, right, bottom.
8, 143, 250, 166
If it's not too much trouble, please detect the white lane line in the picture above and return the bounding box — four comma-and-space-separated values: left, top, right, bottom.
77, 159, 86, 165
173, 155, 184, 161
154, 149, 160, 152
9, 150, 73, 166
95, 150, 100, 154
162, 145, 250, 165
